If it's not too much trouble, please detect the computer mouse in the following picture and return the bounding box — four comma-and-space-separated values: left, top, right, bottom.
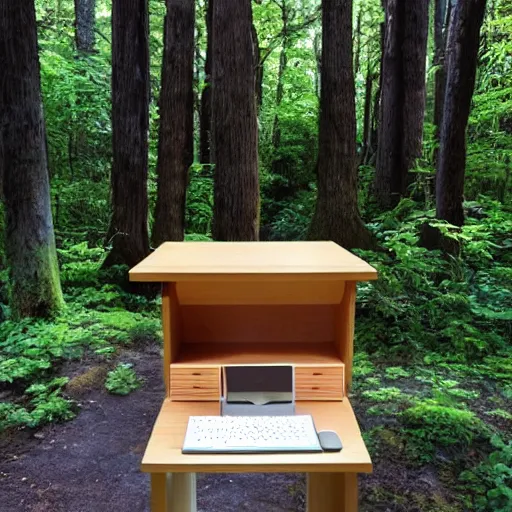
317, 430, 343, 452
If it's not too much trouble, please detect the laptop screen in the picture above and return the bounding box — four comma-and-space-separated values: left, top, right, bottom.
223, 365, 294, 405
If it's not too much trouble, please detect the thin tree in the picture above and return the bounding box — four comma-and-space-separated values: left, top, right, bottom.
105, 0, 150, 267
252, 22, 263, 110
74, 0, 96, 53
199, 0, 213, 164
152, 0, 195, 245
433, 0, 451, 154
0, 0, 64, 318
211, 0, 259, 240
374, 0, 430, 210
271, 0, 290, 162
309, 0, 372, 249
436, 0, 487, 226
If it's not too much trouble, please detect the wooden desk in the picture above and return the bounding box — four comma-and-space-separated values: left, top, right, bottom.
143, 399, 371, 511
129, 241, 378, 512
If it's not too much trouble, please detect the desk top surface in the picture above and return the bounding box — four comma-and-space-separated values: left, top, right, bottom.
129, 241, 377, 282
141, 399, 372, 474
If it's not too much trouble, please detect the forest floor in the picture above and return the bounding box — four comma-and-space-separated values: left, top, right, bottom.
1, 337, 510, 512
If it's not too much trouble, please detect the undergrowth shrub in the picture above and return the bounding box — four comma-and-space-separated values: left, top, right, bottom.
460, 435, 512, 512
355, 197, 511, 360
0, 377, 74, 430
105, 364, 141, 395
401, 402, 489, 461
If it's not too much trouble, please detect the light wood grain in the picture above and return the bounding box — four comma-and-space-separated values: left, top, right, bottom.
161, 284, 171, 396
172, 342, 342, 365
150, 473, 167, 512
176, 280, 345, 305
170, 367, 220, 402
141, 399, 372, 473
170, 362, 344, 402
181, 305, 335, 344
307, 473, 358, 512
129, 241, 378, 282
295, 365, 344, 401
336, 281, 356, 394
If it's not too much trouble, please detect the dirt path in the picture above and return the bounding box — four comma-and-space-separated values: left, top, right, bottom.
0, 346, 302, 512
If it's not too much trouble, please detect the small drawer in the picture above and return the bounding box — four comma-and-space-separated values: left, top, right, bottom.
295, 365, 344, 401
170, 366, 220, 401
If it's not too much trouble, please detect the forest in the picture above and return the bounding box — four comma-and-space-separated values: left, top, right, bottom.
0, 0, 511, 510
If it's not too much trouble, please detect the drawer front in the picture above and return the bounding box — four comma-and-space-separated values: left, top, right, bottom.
295, 365, 344, 401
170, 366, 220, 401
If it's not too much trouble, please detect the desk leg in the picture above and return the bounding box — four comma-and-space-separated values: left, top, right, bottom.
167, 473, 197, 512
307, 473, 358, 512
151, 473, 167, 512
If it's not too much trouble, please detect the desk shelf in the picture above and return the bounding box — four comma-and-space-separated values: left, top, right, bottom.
172, 342, 343, 366
170, 343, 346, 402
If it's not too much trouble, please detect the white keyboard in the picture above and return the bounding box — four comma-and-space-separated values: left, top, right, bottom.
182, 415, 322, 454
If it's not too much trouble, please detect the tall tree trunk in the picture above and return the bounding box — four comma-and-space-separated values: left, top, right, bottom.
252, 23, 263, 110
374, 0, 429, 210
362, 63, 373, 163
402, 0, 429, 172
271, 40, 288, 162
152, 0, 195, 245
74, 0, 96, 53
371, 12, 386, 160
433, 0, 449, 153
436, 0, 486, 226
0, 1, 64, 318
314, 30, 321, 98
105, 0, 150, 267
199, 0, 213, 164
271, 1, 289, 159
211, 0, 259, 240
354, 7, 362, 75
309, 0, 372, 249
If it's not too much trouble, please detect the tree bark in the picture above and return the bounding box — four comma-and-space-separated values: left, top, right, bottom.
0, 1, 64, 318
271, 1, 289, 159
436, 0, 486, 226
314, 31, 321, 98
211, 0, 259, 241
252, 23, 263, 110
374, 0, 429, 210
402, 0, 429, 173
74, 0, 96, 53
362, 64, 374, 164
199, 0, 213, 164
271, 43, 288, 166
152, 0, 195, 245
105, 0, 150, 267
309, 0, 372, 249
354, 7, 362, 75
433, 0, 449, 151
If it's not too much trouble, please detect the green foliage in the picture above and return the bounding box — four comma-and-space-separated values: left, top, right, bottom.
355, 197, 511, 359
0, 377, 74, 430
401, 402, 487, 460
385, 367, 411, 380
460, 436, 512, 512
352, 352, 376, 379
486, 409, 512, 420
105, 364, 141, 396
362, 387, 405, 402
185, 164, 214, 237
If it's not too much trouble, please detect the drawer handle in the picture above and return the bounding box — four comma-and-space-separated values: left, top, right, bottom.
313, 372, 323, 376
193, 386, 202, 389
192, 373, 201, 376
312, 386, 320, 390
